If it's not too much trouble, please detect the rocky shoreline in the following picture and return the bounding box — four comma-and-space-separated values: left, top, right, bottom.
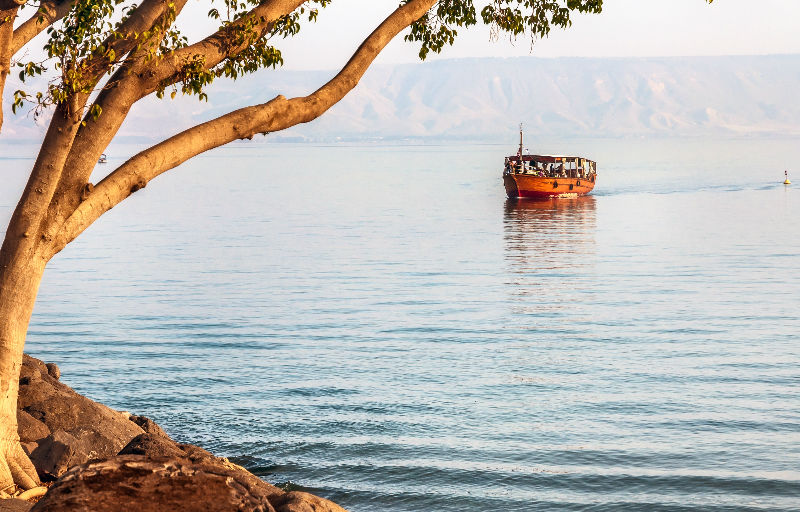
5, 354, 347, 512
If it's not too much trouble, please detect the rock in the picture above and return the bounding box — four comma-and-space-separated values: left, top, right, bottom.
18, 355, 144, 477
21, 441, 39, 457
30, 453, 349, 512
44, 363, 60, 381
118, 424, 223, 465
271, 492, 349, 512
118, 433, 185, 459
30, 455, 282, 512
176, 443, 216, 464
19, 384, 143, 446
0, 498, 33, 512
29, 430, 81, 480
17, 410, 50, 443
129, 415, 169, 438
31, 427, 133, 481
19, 356, 47, 380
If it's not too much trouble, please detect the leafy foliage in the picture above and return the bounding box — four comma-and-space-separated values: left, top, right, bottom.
10, 0, 609, 118
157, 1, 330, 101
14, 0, 187, 117
406, 0, 603, 59
404, 0, 478, 60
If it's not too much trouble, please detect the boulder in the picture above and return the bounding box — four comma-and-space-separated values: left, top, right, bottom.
44, 363, 60, 381
17, 410, 50, 443
129, 415, 169, 438
30, 455, 281, 512
0, 498, 33, 512
28, 428, 121, 480
28, 430, 80, 479
118, 433, 185, 459
18, 375, 143, 448
31, 455, 348, 512
271, 492, 350, 512
18, 356, 144, 478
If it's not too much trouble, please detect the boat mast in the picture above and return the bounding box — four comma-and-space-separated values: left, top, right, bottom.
518, 123, 524, 159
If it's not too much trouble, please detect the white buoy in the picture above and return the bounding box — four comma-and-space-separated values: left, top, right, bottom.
784, 170, 791, 185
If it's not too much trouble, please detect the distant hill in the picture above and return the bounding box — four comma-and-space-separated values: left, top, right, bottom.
4, 55, 799, 142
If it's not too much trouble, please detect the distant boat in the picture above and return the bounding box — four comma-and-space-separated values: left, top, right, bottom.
503, 127, 596, 199
98, 154, 108, 164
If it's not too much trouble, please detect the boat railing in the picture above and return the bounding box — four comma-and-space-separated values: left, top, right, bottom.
505, 157, 597, 180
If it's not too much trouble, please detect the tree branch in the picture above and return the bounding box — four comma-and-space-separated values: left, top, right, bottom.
0, 0, 25, 11
39, 0, 308, 244
52, 0, 438, 254
10, 0, 73, 55
2, 94, 84, 260
146, 0, 306, 91
80, 0, 184, 87
0, 0, 23, 132
37, 0, 191, 243
75, 0, 300, 161
2, 0, 179, 135
56, 0, 299, 186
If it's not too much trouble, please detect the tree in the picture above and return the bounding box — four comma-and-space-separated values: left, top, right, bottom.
0, 0, 611, 490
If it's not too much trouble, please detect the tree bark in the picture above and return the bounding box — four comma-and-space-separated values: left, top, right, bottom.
0, 99, 78, 489
0, 244, 45, 490
10, 0, 74, 55
0, 0, 22, 133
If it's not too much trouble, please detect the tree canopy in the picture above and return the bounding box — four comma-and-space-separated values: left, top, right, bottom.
5, 1, 605, 120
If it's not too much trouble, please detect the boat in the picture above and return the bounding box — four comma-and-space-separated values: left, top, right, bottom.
98, 153, 107, 164
503, 127, 596, 199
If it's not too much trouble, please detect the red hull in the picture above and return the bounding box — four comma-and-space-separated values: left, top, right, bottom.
504, 174, 596, 199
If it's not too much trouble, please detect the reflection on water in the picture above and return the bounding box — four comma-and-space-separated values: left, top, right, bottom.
503, 197, 597, 316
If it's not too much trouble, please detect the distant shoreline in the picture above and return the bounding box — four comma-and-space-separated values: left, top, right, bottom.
4, 54, 800, 143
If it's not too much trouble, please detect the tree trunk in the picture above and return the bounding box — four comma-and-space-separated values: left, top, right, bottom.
0, 231, 46, 490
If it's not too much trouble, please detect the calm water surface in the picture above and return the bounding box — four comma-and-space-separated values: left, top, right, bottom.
1, 138, 799, 511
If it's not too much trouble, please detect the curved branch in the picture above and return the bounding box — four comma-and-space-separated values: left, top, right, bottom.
0, 1, 21, 132
37, 0, 191, 244
10, 0, 73, 55
39, 0, 306, 246
40, 0, 309, 241
78, 0, 302, 155
82, 0, 186, 85
2, 0, 171, 134
52, 0, 438, 254
2, 94, 84, 255
57, 0, 301, 185
139, 0, 306, 93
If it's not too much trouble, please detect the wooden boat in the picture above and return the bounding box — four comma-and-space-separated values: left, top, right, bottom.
503, 128, 596, 199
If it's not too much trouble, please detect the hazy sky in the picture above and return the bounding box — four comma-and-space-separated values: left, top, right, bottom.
273, 0, 800, 70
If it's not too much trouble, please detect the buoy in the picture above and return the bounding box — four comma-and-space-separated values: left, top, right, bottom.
784, 170, 791, 185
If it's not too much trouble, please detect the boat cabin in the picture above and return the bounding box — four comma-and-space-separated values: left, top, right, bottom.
504, 155, 596, 181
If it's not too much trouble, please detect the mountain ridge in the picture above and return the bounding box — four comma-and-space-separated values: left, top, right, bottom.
3, 54, 799, 142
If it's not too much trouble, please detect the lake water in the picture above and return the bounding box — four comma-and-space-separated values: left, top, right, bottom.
2, 138, 799, 511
